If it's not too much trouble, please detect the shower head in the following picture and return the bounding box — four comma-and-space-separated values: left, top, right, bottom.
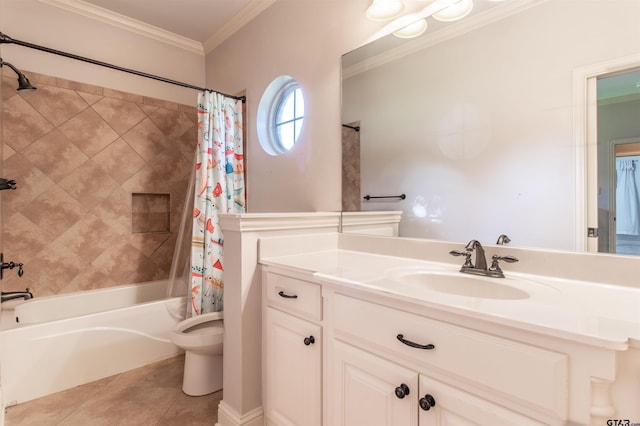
0, 58, 37, 92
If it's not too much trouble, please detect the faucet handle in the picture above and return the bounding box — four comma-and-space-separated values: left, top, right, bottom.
449, 250, 473, 268
489, 254, 519, 273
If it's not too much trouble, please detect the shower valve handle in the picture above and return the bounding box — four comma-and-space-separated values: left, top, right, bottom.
0, 254, 24, 279
0, 178, 17, 191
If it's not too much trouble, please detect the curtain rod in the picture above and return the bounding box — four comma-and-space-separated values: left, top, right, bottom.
0, 32, 246, 103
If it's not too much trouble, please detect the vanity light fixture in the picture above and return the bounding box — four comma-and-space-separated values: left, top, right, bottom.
432, 0, 474, 22
366, 0, 405, 21
372, 0, 478, 40
393, 18, 428, 39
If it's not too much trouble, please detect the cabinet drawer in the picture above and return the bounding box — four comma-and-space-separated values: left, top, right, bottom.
332, 293, 568, 420
265, 272, 322, 321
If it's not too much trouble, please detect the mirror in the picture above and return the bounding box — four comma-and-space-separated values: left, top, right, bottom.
341, 0, 640, 252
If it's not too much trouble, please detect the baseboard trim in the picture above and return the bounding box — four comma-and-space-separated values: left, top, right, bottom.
216, 400, 264, 426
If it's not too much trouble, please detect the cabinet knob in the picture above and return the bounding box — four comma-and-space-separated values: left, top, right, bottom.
419, 394, 436, 411
394, 383, 410, 399
303, 335, 315, 346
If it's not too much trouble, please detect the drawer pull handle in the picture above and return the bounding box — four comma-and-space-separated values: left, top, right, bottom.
303, 335, 315, 346
397, 334, 435, 350
278, 290, 298, 299
394, 383, 410, 399
419, 394, 436, 411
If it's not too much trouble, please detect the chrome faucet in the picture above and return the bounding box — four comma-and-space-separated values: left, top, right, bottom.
465, 239, 487, 270
1, 288, 33, 303
496, 234, 511, 245
450, 239, 519, 278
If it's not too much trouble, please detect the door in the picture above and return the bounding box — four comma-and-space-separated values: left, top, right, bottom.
328, 339, 418, 426
264, 307, 321, 426
418, 375, 546, 426
603, 140, 640, 255
596, 68, 640, 255
580, 60, 640, 253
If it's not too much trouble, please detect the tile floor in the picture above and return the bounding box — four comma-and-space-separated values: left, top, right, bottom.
4, 355, 222, 425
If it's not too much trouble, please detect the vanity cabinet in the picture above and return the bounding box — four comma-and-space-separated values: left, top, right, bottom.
262, 262, 628, 426
327, 293, 559, 426
263, 269, 322, 426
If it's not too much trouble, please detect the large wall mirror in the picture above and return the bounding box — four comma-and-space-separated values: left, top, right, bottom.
341, 0, 640, 254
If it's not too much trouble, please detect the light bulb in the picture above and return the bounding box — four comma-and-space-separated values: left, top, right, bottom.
432, 0, 474, 22
366, 0, 405, 21
393, 19, 428, 39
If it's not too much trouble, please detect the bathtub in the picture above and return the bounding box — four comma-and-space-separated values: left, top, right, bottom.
0, 280, 185, 406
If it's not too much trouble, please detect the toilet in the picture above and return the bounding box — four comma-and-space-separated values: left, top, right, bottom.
171, 311, 224, 396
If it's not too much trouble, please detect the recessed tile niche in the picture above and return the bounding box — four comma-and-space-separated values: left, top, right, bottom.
132, 193, 171, 233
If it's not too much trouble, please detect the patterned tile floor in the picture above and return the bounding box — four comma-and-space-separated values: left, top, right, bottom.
4, 355, 222, 425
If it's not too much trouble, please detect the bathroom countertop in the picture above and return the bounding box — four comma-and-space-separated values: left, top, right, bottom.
260, 249, 640, 351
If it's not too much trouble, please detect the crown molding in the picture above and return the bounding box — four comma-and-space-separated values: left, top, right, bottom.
343, 0, 549, 80
203, 0, 277, 54
38, 0, 205, 55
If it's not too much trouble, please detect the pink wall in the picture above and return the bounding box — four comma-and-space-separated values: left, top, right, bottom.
0, 0, 204, 106
204, 0, 384, 213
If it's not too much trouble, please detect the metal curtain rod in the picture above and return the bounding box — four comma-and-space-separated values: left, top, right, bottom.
342, 124, 360, 132
0, 32, 246, 103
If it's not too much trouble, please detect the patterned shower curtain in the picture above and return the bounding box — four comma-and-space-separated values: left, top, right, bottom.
190, 91, 245, 316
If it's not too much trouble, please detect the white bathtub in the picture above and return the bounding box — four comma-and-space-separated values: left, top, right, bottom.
0, 280, 185, 406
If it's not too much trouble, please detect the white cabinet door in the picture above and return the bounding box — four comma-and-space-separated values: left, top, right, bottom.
265, 307, 322, 426
418, 375, 547, 426
328, 339, 419, 426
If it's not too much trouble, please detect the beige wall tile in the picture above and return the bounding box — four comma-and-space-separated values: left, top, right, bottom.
22, 129, 89, 182
93, 187, 133, 236
2, 153, 56, 211
21, 185, 85, 238
92, 97, 146, 135
2, 74, 195, 296
59, 107, 119, 156
121, 117, 169, 161
1, 206, 50, 259
22, 84, 89, 127
2, 94, 54, 151
58, 159, 120, 208
147, 108, 193, 140
29, 239, 83, 294
92, 138, 146, 184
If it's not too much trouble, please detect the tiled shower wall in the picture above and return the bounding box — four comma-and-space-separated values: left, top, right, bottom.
1, 69, 196, 297
342, 122, 360, 212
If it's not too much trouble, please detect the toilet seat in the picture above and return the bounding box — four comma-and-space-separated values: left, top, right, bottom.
171, 311, 224, 353
175, 311, 223, 331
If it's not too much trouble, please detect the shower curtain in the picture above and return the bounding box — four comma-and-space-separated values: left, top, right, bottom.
190, 91, 245, 316
615, 158, 640, 236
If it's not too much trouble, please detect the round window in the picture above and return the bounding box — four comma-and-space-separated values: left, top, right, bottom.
257, 76, 305, 155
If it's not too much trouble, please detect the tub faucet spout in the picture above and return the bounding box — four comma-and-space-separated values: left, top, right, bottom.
1, 288, 33, 303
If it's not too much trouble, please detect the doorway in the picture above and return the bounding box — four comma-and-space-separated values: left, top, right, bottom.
596, 70, 640, 255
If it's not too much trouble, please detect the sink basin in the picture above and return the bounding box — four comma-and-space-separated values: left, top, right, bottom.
396, 271, 530, 300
